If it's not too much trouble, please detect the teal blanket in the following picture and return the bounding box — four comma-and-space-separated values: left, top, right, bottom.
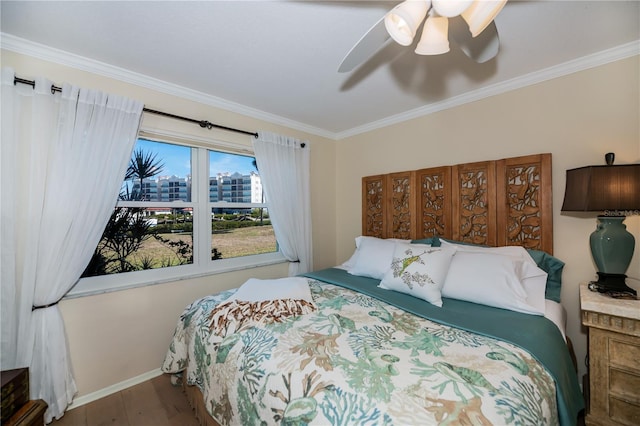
303, 268, 584, 426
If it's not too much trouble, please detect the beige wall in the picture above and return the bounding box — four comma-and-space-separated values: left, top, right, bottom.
2, 50, 337, 397
335, 56, 640, 380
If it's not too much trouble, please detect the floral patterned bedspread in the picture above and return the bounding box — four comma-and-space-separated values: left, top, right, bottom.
162, 279, 558, 425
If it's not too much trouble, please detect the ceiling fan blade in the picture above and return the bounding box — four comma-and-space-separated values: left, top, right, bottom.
449, 16, 500, 63
338, 15, 392, 73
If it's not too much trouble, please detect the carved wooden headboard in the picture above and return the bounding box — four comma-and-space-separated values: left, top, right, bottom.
362, 153, 553, 254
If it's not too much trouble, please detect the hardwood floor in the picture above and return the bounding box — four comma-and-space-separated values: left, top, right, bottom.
51, 374, 199, 426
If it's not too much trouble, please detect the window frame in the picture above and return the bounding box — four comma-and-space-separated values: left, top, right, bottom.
67, 130, 284, 299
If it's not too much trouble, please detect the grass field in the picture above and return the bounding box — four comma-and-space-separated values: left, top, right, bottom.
132, 225, 276, 268
211, 225, 277, 257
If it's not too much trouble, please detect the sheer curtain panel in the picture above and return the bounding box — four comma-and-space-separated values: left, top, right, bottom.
253, 132, 312, 275
1, 68, 143, 422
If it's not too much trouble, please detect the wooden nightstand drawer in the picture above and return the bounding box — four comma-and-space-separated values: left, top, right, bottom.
610, 368, 640, 402
609, 339, 640, 371
609, 396, 640, 426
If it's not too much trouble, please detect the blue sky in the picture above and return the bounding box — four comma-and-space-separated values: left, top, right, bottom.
136, 138, 257, 178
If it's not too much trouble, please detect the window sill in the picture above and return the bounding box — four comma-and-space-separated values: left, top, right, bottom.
65, 252, 287, 299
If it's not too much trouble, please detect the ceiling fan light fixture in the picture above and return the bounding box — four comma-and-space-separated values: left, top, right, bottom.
461, 0, 507, 37
415, 15, 450, 55
432, 0, 473, 18
384, 0, 431, 46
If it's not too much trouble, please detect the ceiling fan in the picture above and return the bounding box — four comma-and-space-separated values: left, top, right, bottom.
338, 0, 508, 72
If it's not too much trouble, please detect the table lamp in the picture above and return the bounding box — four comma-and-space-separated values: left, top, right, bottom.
561, 153, 640, 296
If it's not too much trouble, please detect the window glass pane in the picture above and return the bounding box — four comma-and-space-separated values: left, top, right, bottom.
82, 207, 193, 277
209, 151, 276, 259
211, 207, 276, 259
122, 139, 191, 202
209, 151, 261, 204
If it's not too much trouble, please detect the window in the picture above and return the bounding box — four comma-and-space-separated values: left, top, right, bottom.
71, 135, 282, 297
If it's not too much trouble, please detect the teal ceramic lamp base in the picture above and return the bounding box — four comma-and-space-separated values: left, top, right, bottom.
589, 215, 637, 296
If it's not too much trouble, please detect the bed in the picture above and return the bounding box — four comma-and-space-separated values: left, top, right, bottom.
162, 153, 585, 425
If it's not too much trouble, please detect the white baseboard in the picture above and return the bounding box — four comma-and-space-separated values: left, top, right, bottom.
67, 368, 164, 410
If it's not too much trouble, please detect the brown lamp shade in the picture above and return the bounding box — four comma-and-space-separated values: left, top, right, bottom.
561, 164, 640, 212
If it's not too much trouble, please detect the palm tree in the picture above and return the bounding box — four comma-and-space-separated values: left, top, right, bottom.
82, 148, 165, 277
128, 148, 164, 201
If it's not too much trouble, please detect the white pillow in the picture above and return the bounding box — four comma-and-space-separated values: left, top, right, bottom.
442, 251, 544, 315
513, 259, 548, 313
340, 250, 359, 270
440, 240, 547, 313
339, 235, 411, 271
440, 239, 531, 261
231, 277, 314, 304
346, 236, 411, 279
340, 236, 365, 270
379, 243, 456, 307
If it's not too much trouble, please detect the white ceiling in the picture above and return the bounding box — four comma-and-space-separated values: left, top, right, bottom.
2, 1, 639, 139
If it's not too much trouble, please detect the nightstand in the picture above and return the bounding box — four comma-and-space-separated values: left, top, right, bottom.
580, 282, 640, 426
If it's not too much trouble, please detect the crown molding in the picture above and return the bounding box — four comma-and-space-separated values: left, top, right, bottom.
334, 40, 640, 140
3, 33, 638, 141
0, 33, 336, 140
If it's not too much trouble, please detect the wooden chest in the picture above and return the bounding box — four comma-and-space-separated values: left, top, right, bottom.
4, 399, 48, 426
1, 368, 30, 423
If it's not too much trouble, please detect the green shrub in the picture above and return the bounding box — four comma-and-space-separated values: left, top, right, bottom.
211, 220, 271, 231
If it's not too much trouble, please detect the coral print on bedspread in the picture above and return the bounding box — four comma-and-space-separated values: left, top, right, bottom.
162, 279, 558, 426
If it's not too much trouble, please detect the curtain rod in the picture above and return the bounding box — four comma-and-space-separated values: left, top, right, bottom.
13, 76, 259, 138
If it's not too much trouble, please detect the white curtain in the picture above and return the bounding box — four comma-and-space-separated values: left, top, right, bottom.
0, 67, 143, 422
253, 131, 313, 275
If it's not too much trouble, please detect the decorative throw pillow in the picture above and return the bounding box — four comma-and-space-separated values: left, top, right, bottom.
441, 251, 544, 315
379, 243, 456, 307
